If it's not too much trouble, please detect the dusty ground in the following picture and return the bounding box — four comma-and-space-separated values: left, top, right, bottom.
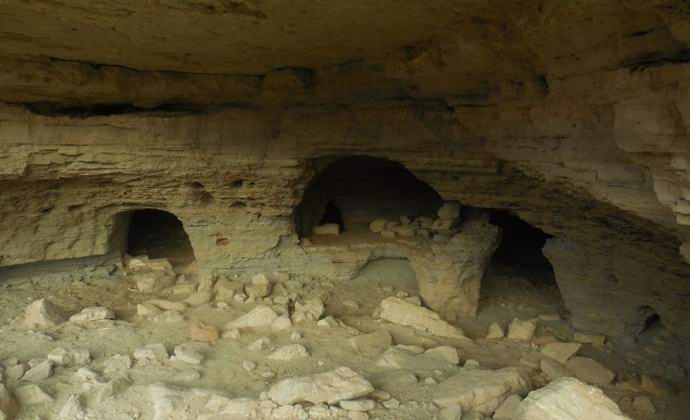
0, 239, 687, 419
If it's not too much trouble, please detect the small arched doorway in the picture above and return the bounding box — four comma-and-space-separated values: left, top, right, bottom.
114, 209, 195, 267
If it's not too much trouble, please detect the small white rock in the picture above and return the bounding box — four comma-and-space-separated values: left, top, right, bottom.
268, 344, 309, 361
172, 344, 204, 365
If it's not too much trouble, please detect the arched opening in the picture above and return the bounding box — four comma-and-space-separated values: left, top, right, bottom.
119, 209, 195, 267
294, 156, 444, 237
487, 210, 555, 282
467, 209, 568, 331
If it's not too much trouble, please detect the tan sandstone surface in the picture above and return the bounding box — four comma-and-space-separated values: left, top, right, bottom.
1, 1, 690, 419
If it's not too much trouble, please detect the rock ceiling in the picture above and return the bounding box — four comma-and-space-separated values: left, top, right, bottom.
0, 0, 688, 108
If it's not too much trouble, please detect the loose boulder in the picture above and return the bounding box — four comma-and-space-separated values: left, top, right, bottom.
225, 306, 278, 329
348, 330, 394, 356
541, 342, 581, 364
377, 297, 467, 339
268, 367, 374, 405
565, 357, 615, 386
513, 377, 630, 420
409, 218, 501, 320
21, 299, 66, 329
291, 298, 325, 323
433, 367, 531, 415
507, 318, 537, 341
268, 344, 309, 361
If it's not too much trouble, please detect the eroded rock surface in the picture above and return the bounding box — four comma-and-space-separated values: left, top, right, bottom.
514, 378, 630, 420
0, 1, 689, 419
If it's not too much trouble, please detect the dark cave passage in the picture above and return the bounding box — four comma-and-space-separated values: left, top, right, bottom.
294, 155, 443, 237
122, 209, 195, 266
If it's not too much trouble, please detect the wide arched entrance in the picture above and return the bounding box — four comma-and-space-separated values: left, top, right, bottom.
294, 155, 444, 237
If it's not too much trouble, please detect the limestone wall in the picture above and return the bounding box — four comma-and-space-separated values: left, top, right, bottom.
1, 0, 690, 361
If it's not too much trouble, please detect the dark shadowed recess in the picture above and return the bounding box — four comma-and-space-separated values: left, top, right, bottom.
294, 155, 444, 237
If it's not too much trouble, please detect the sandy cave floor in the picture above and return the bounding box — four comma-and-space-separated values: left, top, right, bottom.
0, 240, 688, 419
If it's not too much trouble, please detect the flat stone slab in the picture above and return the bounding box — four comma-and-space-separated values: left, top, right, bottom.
268, 366, 374, 405
433, 367, 531, 415
377, 297, 467, 339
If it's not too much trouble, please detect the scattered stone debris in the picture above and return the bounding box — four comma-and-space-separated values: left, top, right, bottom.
0, 215, 678, 420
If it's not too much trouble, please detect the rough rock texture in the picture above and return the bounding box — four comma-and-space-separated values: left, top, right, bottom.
544, 238, 690, 342
409, 217, 501, 319
21, 299, 66, 329
0, 384, 18, 420
377, 297, 467, 339
513, 377, 630, 420
1, 0, 690, 375
433, 367, 531, 415
267, 367, 374, 405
